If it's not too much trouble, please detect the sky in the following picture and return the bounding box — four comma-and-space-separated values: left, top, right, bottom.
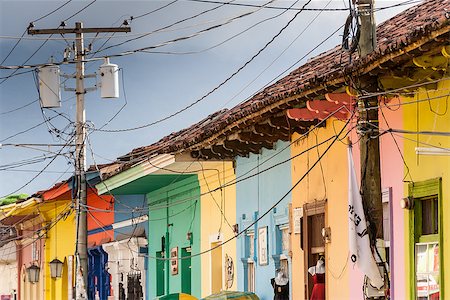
0, 0, 418, 197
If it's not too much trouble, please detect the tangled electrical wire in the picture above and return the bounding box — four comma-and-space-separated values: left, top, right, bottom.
342, 1, 360, 53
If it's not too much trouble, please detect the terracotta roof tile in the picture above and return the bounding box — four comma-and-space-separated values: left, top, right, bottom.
109, 0, 449, 175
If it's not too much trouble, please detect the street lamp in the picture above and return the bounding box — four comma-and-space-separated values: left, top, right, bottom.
26, 264, 40, 283
49, 258, 64, 278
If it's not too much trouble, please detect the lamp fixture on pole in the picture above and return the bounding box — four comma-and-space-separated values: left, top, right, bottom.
50, 258, 64, 278
26, 264, 40, 283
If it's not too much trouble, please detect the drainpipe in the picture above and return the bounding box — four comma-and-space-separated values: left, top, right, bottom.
165, 196, 170, 295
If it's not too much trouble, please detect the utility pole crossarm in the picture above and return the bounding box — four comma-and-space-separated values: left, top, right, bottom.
28, 27, 130, 35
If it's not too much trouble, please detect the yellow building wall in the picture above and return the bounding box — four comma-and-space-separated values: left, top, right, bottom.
42, 202, 76, 300
290, 119, 350, 300
403, 79, 450, 299
197, 161, 237, 297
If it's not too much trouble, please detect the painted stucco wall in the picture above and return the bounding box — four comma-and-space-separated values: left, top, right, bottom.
87, 191, 114, 246
236, 140, 292, 300
146, 175, 201, 299
18, 221, 44, 300
291, 119, 350, 300
379, 103, 405, 299
102, 237, 147, 300
403, 80, 450, 299
43, 203, 76, 300
348, 103, 405, 299
196, 161, 237, 297
0, 241, 18, 297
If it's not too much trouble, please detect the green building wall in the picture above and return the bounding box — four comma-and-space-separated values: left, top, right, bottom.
147, 175, 201, 299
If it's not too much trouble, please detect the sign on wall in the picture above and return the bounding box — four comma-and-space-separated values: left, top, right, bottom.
170, 247, 178, 275
293, 207, 303, 234
258, 227, 268, 265
225, 254, 234, 289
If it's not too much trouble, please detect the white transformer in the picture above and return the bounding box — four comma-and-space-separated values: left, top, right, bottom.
99, 57, 119, 98
38, 65, 61, 108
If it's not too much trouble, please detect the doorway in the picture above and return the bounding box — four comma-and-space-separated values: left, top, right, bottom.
303, 200, 326, 299
211, 242, 223, 293
156, 251, 164, 297
181, 247, 192, 294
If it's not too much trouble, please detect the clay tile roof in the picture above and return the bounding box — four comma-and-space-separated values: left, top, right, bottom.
116, 109, 229, 163
106, 0, 450, 178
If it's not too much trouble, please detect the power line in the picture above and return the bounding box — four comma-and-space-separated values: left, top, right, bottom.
379, 108, 413, 182
0, 169, 72, 174
92, 111, 353, 261
85, 1, 180, 59
142, 0, 301, 56
0, 0, 73, 65
0, 153, 70, 171
130, 0, 179, 20
186, 0, 421, 12
0, 133, 74, 198
0, 0, 99, 84
221, 0, 336, 107
88, 106, 353, 213
94, 0, 312, 133
0, 98, 39, 115
63, 0, 97, 22
89, 0, 240, 56
0, 113, 67, 143
33, 0, 74, 23
384, 128, 450, 137
0, 202, 73, 257
187, 0, 348, 11
0, 4, 270, 71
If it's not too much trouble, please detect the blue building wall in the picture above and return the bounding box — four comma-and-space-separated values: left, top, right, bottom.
114, 194, 148, 239
236, 141, 292, 300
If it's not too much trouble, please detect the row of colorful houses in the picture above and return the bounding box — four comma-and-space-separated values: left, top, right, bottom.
1, 1, 449, 299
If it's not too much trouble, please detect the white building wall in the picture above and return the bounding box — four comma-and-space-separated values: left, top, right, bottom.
0, 241, 18, 298
103, 237, 147, 300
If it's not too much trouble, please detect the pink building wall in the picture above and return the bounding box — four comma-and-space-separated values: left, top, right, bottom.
349, 103, 405, 299
18, 222, 44, 300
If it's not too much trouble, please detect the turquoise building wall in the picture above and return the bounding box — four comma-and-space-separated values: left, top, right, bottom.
146, 175, 201, 299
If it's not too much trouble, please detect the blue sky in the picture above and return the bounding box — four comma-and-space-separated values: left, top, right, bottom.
0, 0, 416, 196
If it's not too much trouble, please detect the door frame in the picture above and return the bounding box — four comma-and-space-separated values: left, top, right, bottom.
408, 178, 444, 299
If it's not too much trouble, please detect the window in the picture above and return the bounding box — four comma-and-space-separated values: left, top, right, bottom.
246, 232, 255, 292
421, 198, 438, 235
416, 242, 439, 300
281, 226, 290, 253
31, 241, 39, 262
247, 261, 255, 293
280, 258, 289, 278
248, 232, 254, 259
409, 179, 442, 300
414, 197, 440, 300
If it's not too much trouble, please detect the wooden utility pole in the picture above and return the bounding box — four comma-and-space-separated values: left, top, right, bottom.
28, 23, 130, 299
356, 0, 383, 242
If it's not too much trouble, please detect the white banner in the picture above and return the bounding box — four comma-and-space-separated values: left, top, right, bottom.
347, 146, 384, 289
